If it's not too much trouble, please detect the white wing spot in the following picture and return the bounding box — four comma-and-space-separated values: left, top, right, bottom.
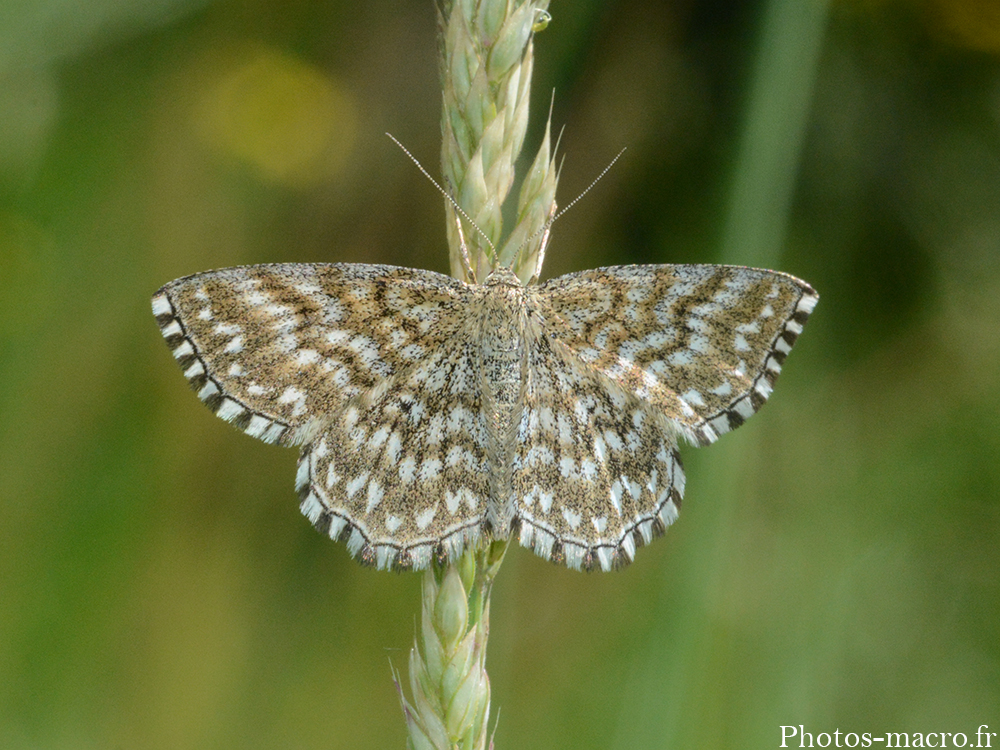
419, 458, 442, 481
326, 329, 350, 346
415, 505, 437, 531
398, 456, 417, 484
680, 389, 706, 408
214, 323, 241, 336
365, 480, 384, 512
278, 386, 308, 417
296, 349, 321, 366
562, 507, 582, 531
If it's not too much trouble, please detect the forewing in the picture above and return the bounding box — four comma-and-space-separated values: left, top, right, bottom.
297, 337, 492, 570
537, 264, 818, 445
152, 263, 469, 445
512, 319, 684, 572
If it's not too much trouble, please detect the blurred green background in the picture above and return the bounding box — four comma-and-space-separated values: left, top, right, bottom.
2, 0, 998, 748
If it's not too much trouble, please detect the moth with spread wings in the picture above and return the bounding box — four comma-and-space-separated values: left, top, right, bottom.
153, 261, 817, 571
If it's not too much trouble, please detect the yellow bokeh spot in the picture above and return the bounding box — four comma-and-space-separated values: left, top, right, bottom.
195, 47, 357, 186
927, 0, 1000, 54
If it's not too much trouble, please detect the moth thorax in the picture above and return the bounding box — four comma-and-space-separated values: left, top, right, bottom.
479, 285, 526, 412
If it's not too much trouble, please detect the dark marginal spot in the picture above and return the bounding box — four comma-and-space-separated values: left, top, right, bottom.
232, 409, 253, 431
432, 543, 448, 567
272, 424, 291, 446
358, 544, 377, 567
175, 352, 197, 372
612, 546, 631, 571
186, 370, 208, 391
727, 409, 746, 430
154, 311, 175, 327
506, 517, 521, 539
650, 514, 667, 537
695, 425, 714, 447
331, 516, 353, 544
296, 482, 310, 500
202, 388, 224, 412
670, 485, 683, 510
630, 527, 647, 550
312, 509, 332, 536
549, 542, 565, 567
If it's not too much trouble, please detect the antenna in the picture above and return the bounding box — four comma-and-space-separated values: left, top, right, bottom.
385, 133, 495, 282
552, 147, 626, 225
519, 147, 627, 283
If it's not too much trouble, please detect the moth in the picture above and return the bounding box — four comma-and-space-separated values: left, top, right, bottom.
153, 259, 816, 571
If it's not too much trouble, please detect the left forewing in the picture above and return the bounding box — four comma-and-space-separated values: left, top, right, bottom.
152, 263, 469, 445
